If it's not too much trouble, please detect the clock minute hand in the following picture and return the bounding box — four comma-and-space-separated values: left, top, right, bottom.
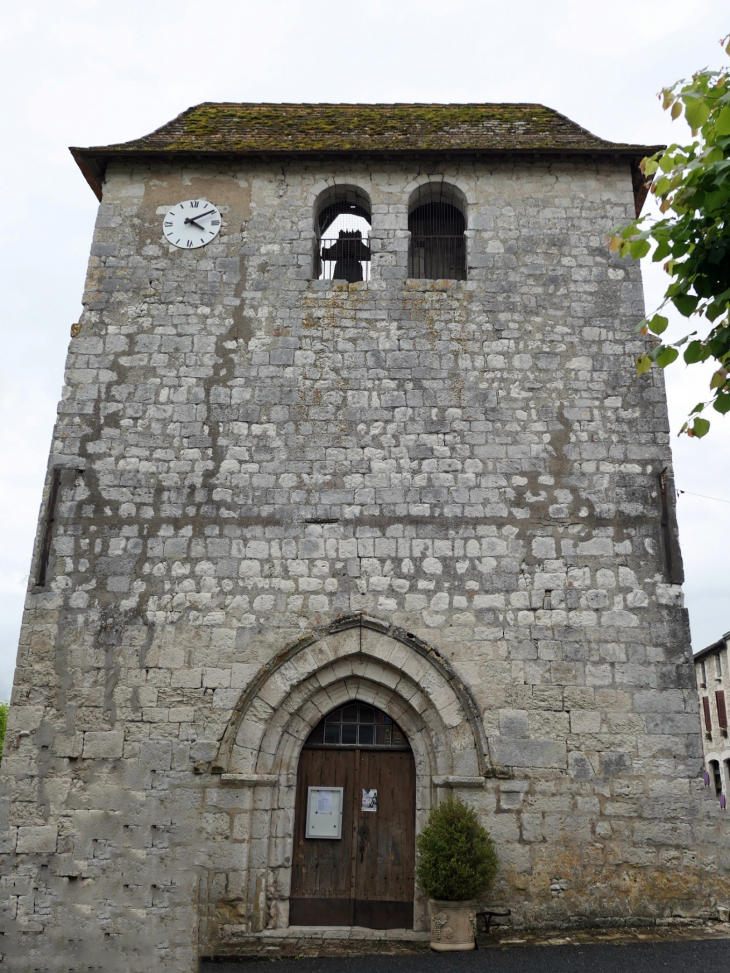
184, 209, 215, 225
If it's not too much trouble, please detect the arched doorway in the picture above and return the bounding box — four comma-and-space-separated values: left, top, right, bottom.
212, 615, 491, 937
289, 701, 416, 929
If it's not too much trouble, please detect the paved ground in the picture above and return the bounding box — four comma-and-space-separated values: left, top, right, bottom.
202, 938, 730, 972
201, 927, 730, 972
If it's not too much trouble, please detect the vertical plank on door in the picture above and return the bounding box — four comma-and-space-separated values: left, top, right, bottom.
289, 748, 356, 924
355, 750, 415, 905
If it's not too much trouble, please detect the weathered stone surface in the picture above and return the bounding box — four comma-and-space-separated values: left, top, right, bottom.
0, 147, 726, 973
15, 827, 57, 854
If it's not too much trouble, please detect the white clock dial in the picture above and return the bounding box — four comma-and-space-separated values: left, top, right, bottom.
162, 198, 222, 249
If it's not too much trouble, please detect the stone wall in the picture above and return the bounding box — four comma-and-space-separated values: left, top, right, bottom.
1, 156, 726, 972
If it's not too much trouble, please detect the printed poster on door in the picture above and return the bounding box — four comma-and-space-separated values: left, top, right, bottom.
362, 789, 377, 812
316, 790, 333, 814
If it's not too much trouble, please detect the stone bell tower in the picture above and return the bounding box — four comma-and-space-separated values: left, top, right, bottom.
1, 103, 727, 972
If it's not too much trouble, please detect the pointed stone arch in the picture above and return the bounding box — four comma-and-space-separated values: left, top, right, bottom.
214, 613, 491, 778
209, 614, 493, 936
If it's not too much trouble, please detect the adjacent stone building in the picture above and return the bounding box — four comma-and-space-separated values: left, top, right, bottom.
1, 103, 728, 971
694, 632, 730, 800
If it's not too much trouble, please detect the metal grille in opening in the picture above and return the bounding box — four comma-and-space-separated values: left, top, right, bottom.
408, 200, 466, 281
304, 703, 410, 750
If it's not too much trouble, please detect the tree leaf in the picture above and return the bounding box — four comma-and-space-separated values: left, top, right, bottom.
630, 239, 651, 260
610, 56, 730, 440
684, 340, 706, 364
686, 97, 712, 128
706, 301, 724, 322
710, 368, 728, 389
657, 346, 679, 368
674, 294, 700, 316
716, 105, 730, 136
648, 314, 669, 335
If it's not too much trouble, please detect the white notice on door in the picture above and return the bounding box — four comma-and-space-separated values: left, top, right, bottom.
362, 789, 377, 812
316, 790, 333, 814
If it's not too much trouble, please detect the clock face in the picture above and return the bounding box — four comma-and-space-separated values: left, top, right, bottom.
162, 199, 222, 249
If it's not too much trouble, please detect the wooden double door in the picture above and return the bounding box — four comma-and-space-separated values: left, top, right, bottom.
290, 747, 416, 928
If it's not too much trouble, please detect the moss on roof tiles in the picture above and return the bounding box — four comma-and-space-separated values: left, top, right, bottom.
82, 102, 657, 155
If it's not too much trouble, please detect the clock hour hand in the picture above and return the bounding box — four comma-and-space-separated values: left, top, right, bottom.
185, 218, 205, 229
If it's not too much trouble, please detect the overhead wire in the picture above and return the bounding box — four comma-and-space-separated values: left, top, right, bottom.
677, 489, 730, 505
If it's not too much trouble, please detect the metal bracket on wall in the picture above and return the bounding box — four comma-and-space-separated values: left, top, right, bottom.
36, 466, 85, 588
658, 467, 674, 580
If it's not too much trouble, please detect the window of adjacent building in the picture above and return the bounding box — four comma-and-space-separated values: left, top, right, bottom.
716, 690, 728, 730
703, 696, 712, 732
717, 654, 723, 679
710, 759, 723, 796
313, 185, 371, 283
701, 660, 707, 687
408, 183, 467, 281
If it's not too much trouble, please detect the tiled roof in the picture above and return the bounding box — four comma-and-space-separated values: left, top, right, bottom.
70, 102, 662, 201
80, 101, 657, 154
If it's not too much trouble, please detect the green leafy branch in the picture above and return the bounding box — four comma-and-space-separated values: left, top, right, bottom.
609, 34, 730, 439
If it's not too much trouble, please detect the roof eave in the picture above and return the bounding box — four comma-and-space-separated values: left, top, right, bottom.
70, 143, 665, 211
70, 148, 106, 203
694, 638, 727, 662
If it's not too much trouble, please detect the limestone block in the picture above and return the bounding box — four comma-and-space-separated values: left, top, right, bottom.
82, 732, 124, 759
499, 709, 529, 738
53, 733, 84, 758
7, 706, 44, 733
492, 739, 566, 769
16, 826, 58, 854
570, 710, 601, 734
568, 751, 594, 779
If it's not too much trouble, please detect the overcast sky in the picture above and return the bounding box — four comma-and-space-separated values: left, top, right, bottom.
1, 0, 728, 700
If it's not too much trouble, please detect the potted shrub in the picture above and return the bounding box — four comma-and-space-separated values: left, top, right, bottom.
416, 795, 499, 951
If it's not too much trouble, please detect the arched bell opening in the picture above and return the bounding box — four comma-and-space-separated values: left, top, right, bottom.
290, 701, 416, 929
407, 182, 467, 280
313, 184, 372, 283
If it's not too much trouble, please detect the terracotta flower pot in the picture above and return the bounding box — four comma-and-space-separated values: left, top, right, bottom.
428, 899, 477, 951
